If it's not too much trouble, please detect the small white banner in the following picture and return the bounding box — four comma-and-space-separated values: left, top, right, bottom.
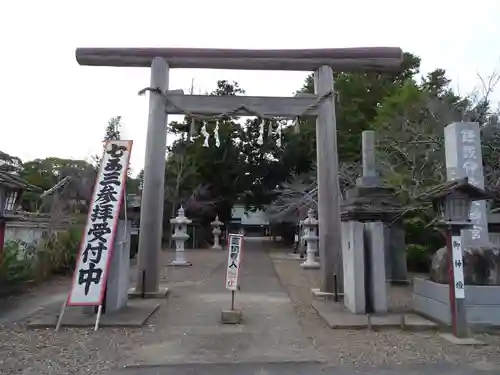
451, 235, 465, 299
225, 233, 243, 291
68, 140, 133, 306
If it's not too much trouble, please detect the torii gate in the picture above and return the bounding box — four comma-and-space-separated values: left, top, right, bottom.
75, 47, 403, 296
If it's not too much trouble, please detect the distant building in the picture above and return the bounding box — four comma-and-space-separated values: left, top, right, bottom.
230, 204, 269, 236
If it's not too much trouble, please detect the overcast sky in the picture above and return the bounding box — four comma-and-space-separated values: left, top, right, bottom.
1, 0, 499, 175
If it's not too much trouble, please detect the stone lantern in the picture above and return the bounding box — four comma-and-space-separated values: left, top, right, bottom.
300, 208, 320, 269
421, 177, 489, 228
419, 176, 490, 338
211, 215, 224, 250
169, 206, 192, 266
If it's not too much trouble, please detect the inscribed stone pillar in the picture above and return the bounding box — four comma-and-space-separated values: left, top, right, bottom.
356, 131, 380, 187
365, 222, 388, 313
106, 220, 131, 311
135, 58, 169, 293
444, 122, 489, 248
384, 223, 407, 282
83, 220, 131, 314
342, 221, 365, 313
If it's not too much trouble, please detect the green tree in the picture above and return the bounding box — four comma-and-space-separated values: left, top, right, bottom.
20, 157, 95, 211
296, 52, 422, 162
0, 151, 23, 173
104, 116, 122, 141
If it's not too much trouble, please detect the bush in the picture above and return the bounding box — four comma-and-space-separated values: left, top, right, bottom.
37, 227, 82, 276
403, 214, 444, 251
0, 240, 36, 293
406, 243, 433, 272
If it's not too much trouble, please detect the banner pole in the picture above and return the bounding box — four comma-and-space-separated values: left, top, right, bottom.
94, 305, 103, 331
55, 299, 68, 331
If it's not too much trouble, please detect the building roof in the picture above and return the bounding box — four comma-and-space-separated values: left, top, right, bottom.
0, 170, 42, 192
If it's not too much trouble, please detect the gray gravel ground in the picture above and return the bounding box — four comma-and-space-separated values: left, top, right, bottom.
2, 244, 500, 375
0, 250, 225, 375
271, 253, 500, 371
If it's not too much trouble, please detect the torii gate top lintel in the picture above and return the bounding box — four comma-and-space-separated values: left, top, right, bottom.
75, 46, 404, 71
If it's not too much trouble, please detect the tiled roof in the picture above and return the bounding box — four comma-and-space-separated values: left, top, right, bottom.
0, 170, 42, 192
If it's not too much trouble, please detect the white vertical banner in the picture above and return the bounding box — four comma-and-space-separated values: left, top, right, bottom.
451, 235, 465, 299
225, 233, 243, 291
68, 140, 133, 306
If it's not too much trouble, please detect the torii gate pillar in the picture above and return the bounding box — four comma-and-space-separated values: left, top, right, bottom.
134, 58, 169, 295
315, 66, 343, 293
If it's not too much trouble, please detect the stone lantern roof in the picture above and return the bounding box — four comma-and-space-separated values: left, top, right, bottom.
418, 177, 489, 203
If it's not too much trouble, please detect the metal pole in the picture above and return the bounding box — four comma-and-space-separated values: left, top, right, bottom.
231, 290, 235, 310
94, 305, 103, 331
55, 299, 67, 331
333, 273, 339, 302
448, 225, 468, 337
446, 227, 457, 335
141, 270, 146, 299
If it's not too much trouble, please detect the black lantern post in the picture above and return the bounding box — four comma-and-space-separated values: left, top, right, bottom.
420, 177, 490, 338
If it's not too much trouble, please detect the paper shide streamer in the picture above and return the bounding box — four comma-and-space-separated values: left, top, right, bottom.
192, 117, 282, 149
277, 123, 282, 148
201, 121, 210, 147
257, 119, 265, 146
214, 120, 220, 147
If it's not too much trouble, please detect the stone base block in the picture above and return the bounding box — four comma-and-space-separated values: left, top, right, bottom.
221, 309, 243, 324
311, 288, 344, 300
312, 300, 437, 331
168, 260, 192, 267
128, 286, 170, 299
300, 261, 320, 269
26, 300, 160, 329
439, 333, 486, 346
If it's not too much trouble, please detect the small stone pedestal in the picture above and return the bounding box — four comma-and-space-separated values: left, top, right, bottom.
211, 215, 223, 250
300, 209, 320, 269
221, 309, 243, 324
169, 207, 192, 267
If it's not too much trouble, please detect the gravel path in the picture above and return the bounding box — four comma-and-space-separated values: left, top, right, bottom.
2, 244, 500, 375
271, 252, 500, 371
0, 250, 225, 375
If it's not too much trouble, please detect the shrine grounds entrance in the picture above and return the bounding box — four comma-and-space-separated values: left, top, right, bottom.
75, 46, 403, 296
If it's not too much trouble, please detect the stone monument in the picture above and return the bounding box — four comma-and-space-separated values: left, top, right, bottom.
211, 215, 223, 250
169, 207, 192, 267
342, 131, 407, 284
300, 209, 320, 269
444, 122, 489, 247
341, 131, 404, 313
430, 122, 500, 285
341, 220, 365, 313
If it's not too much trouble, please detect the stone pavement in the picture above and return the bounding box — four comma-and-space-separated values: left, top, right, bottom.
124, 238, 320, 365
